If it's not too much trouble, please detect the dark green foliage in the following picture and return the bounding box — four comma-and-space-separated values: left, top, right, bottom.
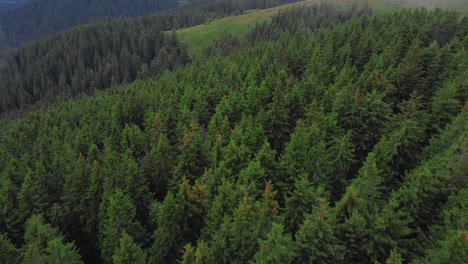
0, 0, 304, 115
0, 234, 19, 264
295, 202, 345, 263
149, 180, 207, 263
22, 214, 82, 263
284, 177, 328, 234
253, 223, 297, 264
112, 232, 147, 264
148, 193, 180, 264
0, 17, 187, 115
0, 3, 466, 263
100, 189, 145, 263
45, 238, 83, 264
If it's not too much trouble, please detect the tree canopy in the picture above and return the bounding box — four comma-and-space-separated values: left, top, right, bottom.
0, 2, 466, 263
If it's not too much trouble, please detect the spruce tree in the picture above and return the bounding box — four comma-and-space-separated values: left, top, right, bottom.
112, 232, 147, 264
100, 189, 144, 263
253, 223, 296, 264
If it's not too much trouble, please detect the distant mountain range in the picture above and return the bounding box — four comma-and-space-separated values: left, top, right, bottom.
0, 0, 30, 11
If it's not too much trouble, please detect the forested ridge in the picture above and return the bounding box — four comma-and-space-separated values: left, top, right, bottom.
0, 3, 467, 264
0, 0, 300, 117
0, 0, 300, 49
0, 0, 179, 49
0, 17, 189, 117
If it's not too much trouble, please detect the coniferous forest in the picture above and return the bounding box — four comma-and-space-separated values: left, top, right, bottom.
0, 1, 467, 263
0, 0, 299, 116
0, 0, 298, 49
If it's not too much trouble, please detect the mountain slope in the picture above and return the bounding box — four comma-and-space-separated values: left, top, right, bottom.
0, 0, 303, 117
0, 0, 302, 49
0, 0, 179, 49
0, 16, 189, 117
0, 4, 466, 263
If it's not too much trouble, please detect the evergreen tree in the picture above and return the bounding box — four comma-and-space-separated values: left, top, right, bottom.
143, 133, 173, 199
295, 202, 345, 263
100, 189, 144, 263
253, 223, 296, 264
22, 214, 82, 263
45, 238, 83, 264
149, 193, 181, 264
284, 176, 328, 233
112, 232, 147, 264
0, 234, 19, 264
172, 121, 208, 187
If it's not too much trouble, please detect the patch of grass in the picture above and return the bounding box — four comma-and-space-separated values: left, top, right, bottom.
176, 0, 319, 57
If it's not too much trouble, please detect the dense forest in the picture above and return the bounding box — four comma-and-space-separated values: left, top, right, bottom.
0, 0, 300, 116
0, 2, 466, 263
0, 17, 189, 116
0, 0, 299, 49
0, 0, 180, 49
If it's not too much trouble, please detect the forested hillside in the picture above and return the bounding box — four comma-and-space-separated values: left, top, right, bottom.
0, 0, 179, 49
0, 16, 189, 116
0, 3, 466, 263
0, 0, 301, 117
0, 0, 299, 49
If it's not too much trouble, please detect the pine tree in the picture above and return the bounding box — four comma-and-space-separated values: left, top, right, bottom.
100, 189, 144, 263
210, 183, 280, 263
181, 244, 196, 264
149, 193, 181, 264
386, 249, 403, 264
18, 163, 49, 221
79, 161, 104, 244
176, 180, 208, 243
172, 121, 208, 187
22, 215, 57, 263
112, 232, 147, 264
295, 202, 345, 263
60, 154, 89, 238
253, 223, 296, 264
202, 179, 238, 241
284, 176, 328, 233
45, 238, 83, 264
237, 160, 266, 198
143, 133, 173, 199
261, 70, 292, 152
0, 234, 19, 264
0, 170, 21, 243
120, 149, 151, 224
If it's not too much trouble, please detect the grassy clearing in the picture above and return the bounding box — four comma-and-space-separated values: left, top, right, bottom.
177, 0, 467, 57
176, 0, 320, 56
